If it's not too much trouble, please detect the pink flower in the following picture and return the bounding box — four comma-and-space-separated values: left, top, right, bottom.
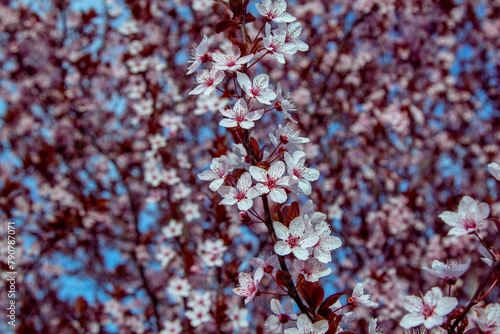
280, 22, 309, 52
219, 99, 264, 129
233, 272, 260, 304
284, 313, 328, 334
188, 69, 225, 96
185, 305, 211, 327
218, 172, 260, 211
248, 254, 280, 281
439, 196, 490, 236
368, 318, 384, 334
265, 299, 297, 332
212, 46, 253, 72
476, 303, 500, 333
236, 72, 277, 105
421, 258, 471, 281
187, 35, 211, 75
311, 221, 342, 263
400, 287, 458, 329
161, 219, 182, 238
167, 276, 191, 301
270, 123, 310, 150
488, 162, 500, 181
273, 217, 319, 260
351, 282, 378, 308
227, 307, 250, 329
197, 155, 232, 191
263, 23, 297, 64
275, 82, 297, 122
284, 150, 320, 195
160, 320, 182, 334
249, 161, 290, 203
294, 258, 332, 282
256, 0, 296, 23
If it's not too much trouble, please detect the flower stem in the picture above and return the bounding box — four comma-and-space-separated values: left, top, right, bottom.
260, 194, 312, 320
447, 259, 500, 333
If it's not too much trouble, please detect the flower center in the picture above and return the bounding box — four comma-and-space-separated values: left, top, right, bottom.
235, 190, 246, 200
422, 303, 435, 318
287, 235, 299, 248
266, 178, 277, 188
279, 314, 290, 324
463, 215, 477, 230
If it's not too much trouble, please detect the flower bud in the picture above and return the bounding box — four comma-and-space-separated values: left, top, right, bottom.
239, 211, 251, 222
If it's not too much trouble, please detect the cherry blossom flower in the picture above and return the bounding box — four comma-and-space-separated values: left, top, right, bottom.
187, 290, 212, 311
369, 318, 384, 334
249, 161, 290, 203
148, 133, 167, 151
159, 113, 185, 134
133, 99, 154, 115
145, 168, 163, 187
488, 162, 500, 181
197, 155, 233, 191
256, 0, 296, 23
187, 35, 211, 75
280, 22, 309, 52
233, 272, 260, 304
284, 150, 319, 195
198, 239, 227, 267
265, 299, 298, 332
270, 123, 310, 151
156, 244, 175, 267
212, 46, 253, 72
227, 143, 248, 169
126, 57, 148, 73
439, 196, 490, 236
185, 305, 211, 327
227, 307, 250, 329
275, 82, 297, 122
167, 276, 191, 300
161, 219, 182, 239
218, 172, 260, 211
248, 254, 280, 281
128, 40, 143, 55
311, 221, 342, 263
350, 282, 379, 308
274, 217, 319, 260
188, 69, 225, 96
193, 94, 229, 116
421, 258, 471, 282
180, 202, 201, 222
479, 246, 496, 267
236, 72, 277, 105
294, 257, 332, 282
263, 23, 297, 64
400, 287, 458, 329
164, 169, 181, 186
476, 303, 500, 333
159, 319, 182, 334
284, 313, 328, 334
192, 0, 213, 12
219, 98, 264, 129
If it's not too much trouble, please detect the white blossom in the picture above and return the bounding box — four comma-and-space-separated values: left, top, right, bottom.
237, 72, 277, 105
274, 217, 319, 260
400, 287, 457, 329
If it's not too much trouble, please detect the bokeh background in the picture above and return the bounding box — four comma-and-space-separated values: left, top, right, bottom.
0, 0, 499, 333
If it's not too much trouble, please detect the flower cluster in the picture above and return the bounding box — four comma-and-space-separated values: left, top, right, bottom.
188, 1, 386, 333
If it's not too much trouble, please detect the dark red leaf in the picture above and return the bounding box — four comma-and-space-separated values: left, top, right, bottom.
245, 12, 256, 23
276, 270, 292, 291
215, 20, 236, 34
320, 290, 349, 309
